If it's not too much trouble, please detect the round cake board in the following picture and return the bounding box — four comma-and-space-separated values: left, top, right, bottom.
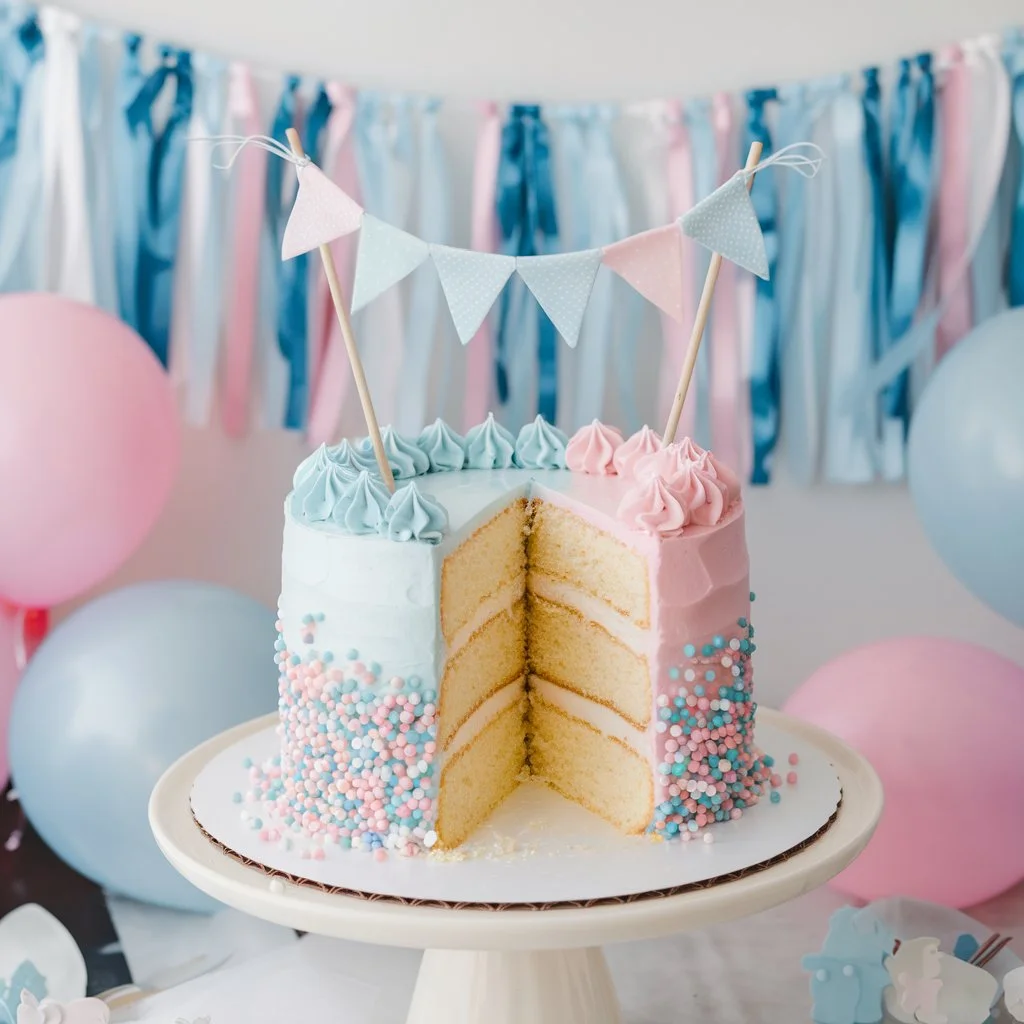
151, 709, 883, 1024
190, 715, 841, 908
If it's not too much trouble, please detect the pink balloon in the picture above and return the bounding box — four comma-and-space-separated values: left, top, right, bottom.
784, 637, 1024, 908
0, 296, 179, 606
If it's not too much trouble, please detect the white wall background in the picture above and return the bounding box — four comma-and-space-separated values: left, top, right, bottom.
65, 0, 1024, 708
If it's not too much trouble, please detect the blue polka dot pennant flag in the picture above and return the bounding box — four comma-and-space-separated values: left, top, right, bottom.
515, 249, 603, 348
430, 245, 517, 344
351, 214, 430, 313
679, 172, 769, 280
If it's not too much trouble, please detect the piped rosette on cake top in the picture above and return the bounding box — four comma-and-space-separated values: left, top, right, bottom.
256, 415, 777, 860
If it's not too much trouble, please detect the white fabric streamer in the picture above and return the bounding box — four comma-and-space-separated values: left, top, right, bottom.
39, 7, 94, 302
173, 57, 227, 424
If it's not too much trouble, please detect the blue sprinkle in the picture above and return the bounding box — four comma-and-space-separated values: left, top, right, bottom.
763, 755, 775, 767
750, 591, 756, 601
232, 792, 242, 803
713, 635, 724, 648
668, 667, 679, 680
671, 764, 685, 777
316, 612, 325, 621
289, 654, 301, 666
369, 662, 382, 677
704, 670, 715, 682
665, 821, 679, 835
274, 638, 286, 651
242, 757, 253, 769
694, 685, 704, 697
658, 764, 672, 775
683, 643, 696, 658
423, 689, 437, 703
301, 613, 314, 625
659, 801, 674, 815
323, 651, 334, 663
702, 644, 714, 657
658, 707, 673, 721
250, 818, 263, 830
738, 617, 748, 628
339, 836, 351, 849
770, 791, 781, 804
687, 820, 699, 832
346, 648, 359, 661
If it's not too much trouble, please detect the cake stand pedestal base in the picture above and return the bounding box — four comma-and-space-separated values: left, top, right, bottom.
408, 948, 619, 1024
150, 710, 883, 1024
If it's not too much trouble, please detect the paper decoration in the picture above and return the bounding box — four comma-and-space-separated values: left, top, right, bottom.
429, 244, 516, 344
0, 906, 86, 1014
1004, 965, 1024, 1022
281, 162, 364, 259
601, 224, 687, 322
15, 992, 108, 1024
885, 938, 998, 1024
679, 172, 770, 279
516, 250, 603, 348
802, 907, 893, 1024
350, 215, 430, 313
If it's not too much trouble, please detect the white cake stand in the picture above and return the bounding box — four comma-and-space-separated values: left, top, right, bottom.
150, 708, 882, 1024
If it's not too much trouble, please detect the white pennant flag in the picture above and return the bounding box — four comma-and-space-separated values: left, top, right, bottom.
516, 249, 603, 348
351, 215, 430, 313
430, 244, 516, 344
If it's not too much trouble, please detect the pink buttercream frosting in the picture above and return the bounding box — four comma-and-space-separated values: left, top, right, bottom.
612, 426, 663, 478
565, 420, 624, 475
616, 475, 689, 537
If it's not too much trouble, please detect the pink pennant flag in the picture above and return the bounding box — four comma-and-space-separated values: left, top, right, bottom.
602, 224, 686, 322
281, 163, 364, 260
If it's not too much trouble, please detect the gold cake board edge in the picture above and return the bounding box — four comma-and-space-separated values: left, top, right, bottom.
188, 793, 842, 912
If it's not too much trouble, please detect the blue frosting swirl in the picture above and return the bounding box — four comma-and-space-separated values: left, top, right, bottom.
464, 413, 518, 469
326, 439, 362, 471
293, 443, 330, 489
382, 482, 449, 543
355, 427, 429, 479
515, 415, 568, 469
417, 419, 467, 472
292, 449, 359, 522
332, 470, 392, 535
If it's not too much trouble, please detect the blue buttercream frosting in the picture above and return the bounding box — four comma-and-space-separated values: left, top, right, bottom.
382, 482, 449, 543
464, 413, 518, 469
292, 451, 358, 522
515, 415, 568, 469
352, 427, 428, 479
292, 442, 330, 489
417, 419, 467, 472
332, 470, 391, 534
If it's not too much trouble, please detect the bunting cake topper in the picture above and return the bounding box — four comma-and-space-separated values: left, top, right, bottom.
203, 134, 823, 353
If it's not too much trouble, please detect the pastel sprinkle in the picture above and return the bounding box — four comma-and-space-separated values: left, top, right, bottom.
787, 771, 798, 785
788, 752, 799, 766
770, 791, 781, 804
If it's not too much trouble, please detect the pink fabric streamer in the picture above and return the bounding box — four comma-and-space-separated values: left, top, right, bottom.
935, 45, 974, 360
306, 84, 361, 447
656, 101, 698, 438
220, 64, 265, 438
707, 93, 746, 473
463, 101, 503, 431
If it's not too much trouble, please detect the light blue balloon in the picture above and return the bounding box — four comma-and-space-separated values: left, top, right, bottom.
10, 581, 278, 912
908, 308, 1024, 626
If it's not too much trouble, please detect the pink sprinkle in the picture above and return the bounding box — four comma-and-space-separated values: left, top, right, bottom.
787, 771, 798, 785
373, 848, 388, 862
770, 773, 782, 788
788, 752, 799, 766
312, 848, 325, 861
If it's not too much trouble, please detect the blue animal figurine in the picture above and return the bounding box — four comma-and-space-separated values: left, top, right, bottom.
802, 907, 895, 1024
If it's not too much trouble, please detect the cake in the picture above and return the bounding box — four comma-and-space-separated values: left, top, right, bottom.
266, 414, 772, 858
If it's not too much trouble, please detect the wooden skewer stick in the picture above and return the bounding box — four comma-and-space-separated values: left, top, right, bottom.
662, 139, 764, 444
285, 127, 396, 494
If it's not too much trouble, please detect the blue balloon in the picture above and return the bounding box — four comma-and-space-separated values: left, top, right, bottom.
10, 581, 278, 912
909, 308, 1024, 626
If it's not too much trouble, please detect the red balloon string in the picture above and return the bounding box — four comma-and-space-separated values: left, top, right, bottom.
0, 601, 49, 670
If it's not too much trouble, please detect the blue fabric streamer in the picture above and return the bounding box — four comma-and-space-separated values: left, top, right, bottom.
267, 80, 332, 429
115, 40, 194, 366
399, 97, 450, 434
863, 67, 890, 364
0, 11, 44, 291
0, 12, 42, 202
885, 54, 936, 433
1009, 38, 1024, 306
684, 98, 716, 448
495, 104, 559, 422
745, 88, 780, 485
555, 106, 628, 428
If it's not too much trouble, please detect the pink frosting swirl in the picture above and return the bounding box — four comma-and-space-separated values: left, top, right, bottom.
630, 440, 740, 527
616, 476, 689, 537
612, 426, 663, 478
565, 420, 624, 474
